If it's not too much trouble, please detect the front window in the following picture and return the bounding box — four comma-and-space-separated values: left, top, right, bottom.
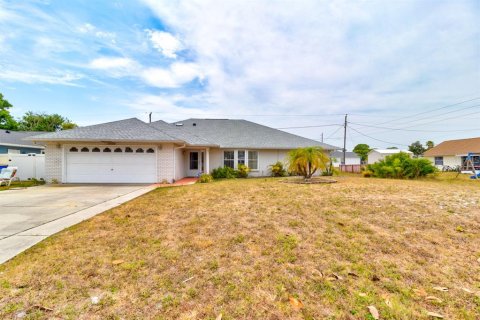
248, 151, 258, 170
224, 151, 234, 168
190, 152, 199, 170
238, 150, 245, 166
434, 157, 443, 166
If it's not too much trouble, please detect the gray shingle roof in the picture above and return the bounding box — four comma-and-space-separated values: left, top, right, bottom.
29, 118, 181, 142
149, 120, 215, 146
0, 130, 45, 148
27, 117, 340, 150
171, 119, 339, 150
331, 151, 359, 158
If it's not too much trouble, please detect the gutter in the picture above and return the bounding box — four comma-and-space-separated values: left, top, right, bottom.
0, 142, 45, 149
173, 144, 186, 182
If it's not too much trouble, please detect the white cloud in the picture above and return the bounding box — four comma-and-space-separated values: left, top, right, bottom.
138, 0, 480, 146
145, 29, 182, 58
0, 69, 83, 86
77, 22, 116, 43
141, 62, 202, 88
78, 23, 95, 33
90, 57, 136, 70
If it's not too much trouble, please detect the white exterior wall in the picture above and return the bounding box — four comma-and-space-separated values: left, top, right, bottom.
332, 156, 361, 167
367, 151, 384, 164
207, 148, 289, 177
174, 146, 185, 181
426, 156, 462, 169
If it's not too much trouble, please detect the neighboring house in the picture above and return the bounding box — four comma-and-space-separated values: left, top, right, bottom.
367, 149, 413, 164
0, 130, 45, 154
330, 151, 361, 167
424, 137, 480, 170
28, 118, 338, 183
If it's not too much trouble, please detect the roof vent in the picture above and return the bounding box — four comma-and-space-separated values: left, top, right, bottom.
175, 123, 183, 126
192, 123, 196, 126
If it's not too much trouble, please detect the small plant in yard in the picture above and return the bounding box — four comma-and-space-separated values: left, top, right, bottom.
236, 164, 250, 178
321, 156, 337, 176
287, 146, 329, 179
211, 165, 250, 179
268, 161, 287, 177
366, 152, 437, 179
212, 166, 237, 179
197, 173, 213, 183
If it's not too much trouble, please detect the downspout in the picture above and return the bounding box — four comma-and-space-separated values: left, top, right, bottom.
173, 144, 186, 182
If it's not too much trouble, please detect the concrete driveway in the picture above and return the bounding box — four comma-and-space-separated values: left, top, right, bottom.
0, 184, 156, 264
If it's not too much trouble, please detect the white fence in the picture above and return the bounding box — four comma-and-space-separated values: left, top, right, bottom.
3, 154, 45, 180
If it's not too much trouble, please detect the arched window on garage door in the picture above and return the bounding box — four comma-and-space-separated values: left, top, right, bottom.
81, 147, 89, 152
136, 148, 144, 153
146, 148, 155, 153
69, 147, 78, 152
114, 148, 123, 153
92, 147, 100, 152
125, 147, 133, 153
103, 147, 111, 152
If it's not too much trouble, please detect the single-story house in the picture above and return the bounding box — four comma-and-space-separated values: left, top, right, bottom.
330, 151, 361, 167
28, 118, 338, 184
367, 149, 413, 164
0, 130, 45, 154
424, 137, 480, 170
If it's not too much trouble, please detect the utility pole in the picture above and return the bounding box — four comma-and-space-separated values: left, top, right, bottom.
149, 112, 152, 123
321, 132, 324, 143
342, 114, 347, 165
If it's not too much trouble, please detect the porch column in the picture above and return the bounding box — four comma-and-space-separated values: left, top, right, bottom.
205, 147, 210, 174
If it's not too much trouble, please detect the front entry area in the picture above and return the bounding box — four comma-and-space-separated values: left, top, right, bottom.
187, 151, 204, 177
65, 145, 157, 183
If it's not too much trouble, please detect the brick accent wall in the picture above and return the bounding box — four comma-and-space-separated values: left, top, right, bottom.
45, 143, 63, 183
157, 143, 175, 183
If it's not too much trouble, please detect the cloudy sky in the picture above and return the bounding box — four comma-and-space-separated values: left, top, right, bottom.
0, 0, 478, 149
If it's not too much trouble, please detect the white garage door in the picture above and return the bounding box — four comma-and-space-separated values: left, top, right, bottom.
66, 146, 157, 183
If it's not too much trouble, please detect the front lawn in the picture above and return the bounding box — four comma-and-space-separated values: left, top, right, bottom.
0, 176, 479, 319
0, 180, 45, 191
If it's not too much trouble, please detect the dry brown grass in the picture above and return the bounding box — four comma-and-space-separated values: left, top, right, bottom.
1, 175, 479, 319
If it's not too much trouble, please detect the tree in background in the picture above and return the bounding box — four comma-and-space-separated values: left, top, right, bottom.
352, 143, 371, 164
287, 147, 329, 179
17, 112, 77, 132
426, 141, 435, 150
387, 147, 399, 149
0, 93, 18, 130
1, 92, 77, 131
408, 141, 426, 158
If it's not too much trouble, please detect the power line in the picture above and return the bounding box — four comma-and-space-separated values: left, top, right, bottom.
349, 122, 480, 133
348, 126, 409, 147
400, 109, 480, 128
354, 106, 480, 136
370, 96, 480, 126
326, 125, 343, 139
151, 111, 349, 117
276, 124, 342, 129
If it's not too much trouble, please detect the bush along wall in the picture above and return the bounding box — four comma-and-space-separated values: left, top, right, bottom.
211, 165, 250, 179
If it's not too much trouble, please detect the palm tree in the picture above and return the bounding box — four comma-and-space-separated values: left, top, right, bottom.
426, 141, 434, 150
287, 147, 329, 179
